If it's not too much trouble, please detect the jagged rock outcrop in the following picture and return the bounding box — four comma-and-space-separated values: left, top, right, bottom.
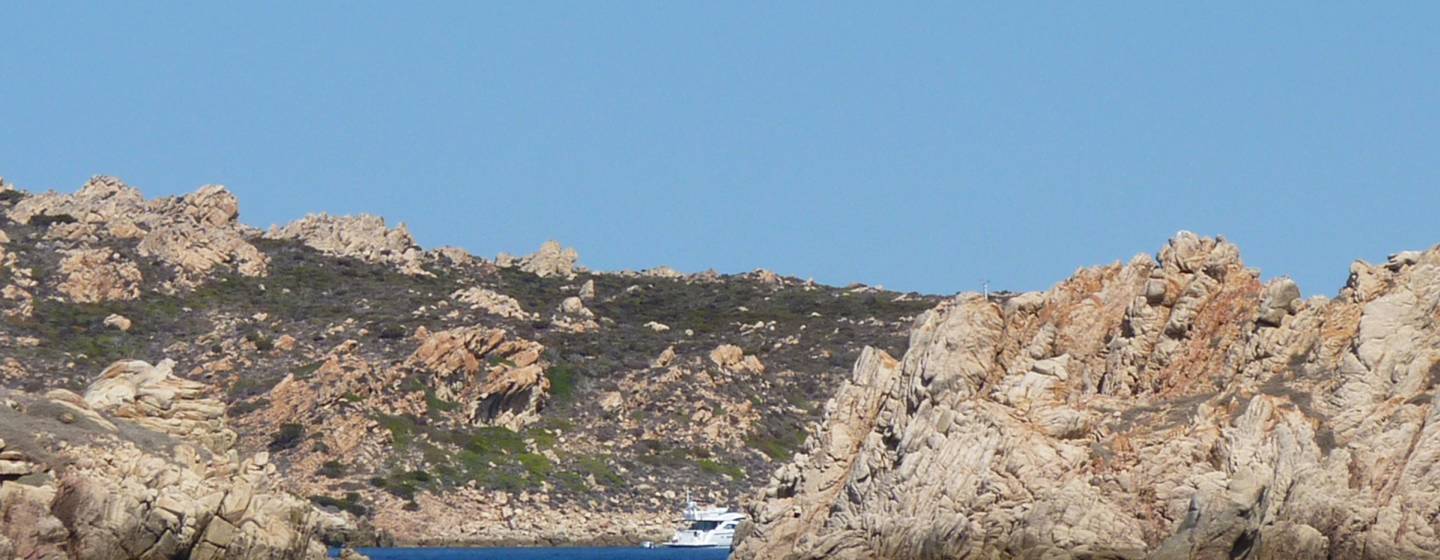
267, 213, 427, 275
84, 359, 238, 453
57, 248, 144, 303
406, 327, 550, 429
12, 177, 269, 287
710, 343, 765, 374
0, 365, 326, 560
507, 240, 579, 278
737, 233, 1440, 560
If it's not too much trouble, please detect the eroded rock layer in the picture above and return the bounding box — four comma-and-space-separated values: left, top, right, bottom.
737, 233, 1440, 560
0, 364, 327, 560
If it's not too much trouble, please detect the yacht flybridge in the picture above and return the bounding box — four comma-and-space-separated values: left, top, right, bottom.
666, 501, 745, 548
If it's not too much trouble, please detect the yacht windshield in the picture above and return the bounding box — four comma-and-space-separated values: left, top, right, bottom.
686, 520, 721, 532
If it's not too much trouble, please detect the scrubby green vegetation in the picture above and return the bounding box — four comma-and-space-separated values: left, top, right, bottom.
367, 415, 623, 495
0, 207, 938, 521
545, 362, 577, 402
697, 459, 744, 479
747, 421, 808, 462
319, 460, 346, 478
269, 423, 306, 452
309, 492, 368, 516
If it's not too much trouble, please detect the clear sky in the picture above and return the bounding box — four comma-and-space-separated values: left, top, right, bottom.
2, 3, 1437, 295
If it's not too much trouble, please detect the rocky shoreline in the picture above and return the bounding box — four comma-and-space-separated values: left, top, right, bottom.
735, 234, 1440, 559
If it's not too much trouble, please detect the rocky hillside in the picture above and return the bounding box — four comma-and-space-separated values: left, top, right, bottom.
735, 233, 1440, 559
0, 176, 939, 546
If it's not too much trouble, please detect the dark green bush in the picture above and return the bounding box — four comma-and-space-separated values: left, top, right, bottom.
244, 331, 274, 352
697, 459, 744, 479
546, 363, 577, 402
574, 455, 624, 487
318, 460, 346, 478
269, 423, 305, 451
31, 213, 77, 227
309, 494, 367, 516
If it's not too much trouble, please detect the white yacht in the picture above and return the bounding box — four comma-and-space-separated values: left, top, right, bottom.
666, 501, 746, 548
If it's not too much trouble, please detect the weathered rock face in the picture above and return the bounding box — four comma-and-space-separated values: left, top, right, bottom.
0, 365, 327, 560
453, 287, 536, 320
266, 213, 427, 275
407, 327, 551, 430
84, 359, 238, 453
266, 211, 423, 274
512, 240, 580, 279
14, 177, 269, 288
737, 233, 1440, 560
57, 248, 144, 303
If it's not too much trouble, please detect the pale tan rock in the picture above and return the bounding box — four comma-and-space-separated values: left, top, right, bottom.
652, 345, 678, 368
752, 269, 783, 286
709, 344, 744, 368
103, 313, 132, 332
578, 278, 597, 300
736, 235, 1440, 560
267, 213, 428, 275
138, 184, 270, 283
0, 386, 326, 560
453, 287, 535, 319
709, 344, 764, 374
84, 359, 237, 452
599, 392, 624, 412
551, 296, 600, 333
57, 249, 143, 303
433, 246, 474, 265
642, 266, 684, 279
13, 177, 269, 286
518, 240, 579, 278
407, 327, 551, 429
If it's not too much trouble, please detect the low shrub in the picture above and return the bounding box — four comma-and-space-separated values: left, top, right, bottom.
309, 493, 367, 516
318, 460, 346, 478
697, 459, 744, 479
269, 423, 305, 452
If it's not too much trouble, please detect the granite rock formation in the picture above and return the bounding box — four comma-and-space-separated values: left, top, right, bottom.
0, 365, 327, 559
266, 213, 427, 275
736, 233, 1440, 559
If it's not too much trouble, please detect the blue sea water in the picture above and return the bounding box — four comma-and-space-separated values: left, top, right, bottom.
331, 548, 731, 560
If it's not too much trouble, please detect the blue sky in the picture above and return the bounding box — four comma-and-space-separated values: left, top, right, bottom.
2, 3, 1437, 295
